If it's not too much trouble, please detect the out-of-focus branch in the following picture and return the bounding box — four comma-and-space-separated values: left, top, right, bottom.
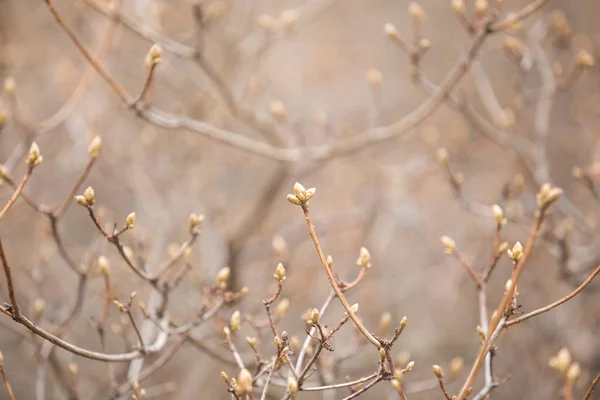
45, 0, 497, 163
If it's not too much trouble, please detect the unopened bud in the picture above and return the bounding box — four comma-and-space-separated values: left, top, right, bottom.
391, 378, 402, 391
492, 204, 506, 227
126, 212, 136, 229
287, 376, 298, 394
549, 347, 572, 374
400, 316, 408, 329
450, 357, 464, 378
145, 44, 162, 68
408, 2, 425, 21
83, 186, 95, 206
507, 241, 523, 262
68, 361, 78, 376
221, 371, 229, 383
436, 148, 449, 164
88, 136, 102, 158
276, 298, 290, 317
566, 362, 580, 383
26, 142, 43, 167
189, 213, 205, 231
474, 0, 488, 17
310, 308, 320, 325
237, 368, 253, 395
347, 303, 359, 315
440, 236, 456, 254
406, 361, 415, 371
4, 77, 15, 95
33, 298, 45, 317
216, 266, 231, 289
379, 312, 392, 333
270, 100, 287, 122
230, 310, 241, 331
384, 23, 399, 39
356, 247, 372, 268
287, 194, 302, 206
576, 49, 595, 68
274, 263, 286, 282
432, 364, 444, 379
366, 68, 382, 86
257, 14, 276, 33
280, 9, 298, 31
451, 0, 465, 14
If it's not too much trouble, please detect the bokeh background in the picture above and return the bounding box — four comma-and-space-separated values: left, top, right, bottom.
1, 0, 600, 398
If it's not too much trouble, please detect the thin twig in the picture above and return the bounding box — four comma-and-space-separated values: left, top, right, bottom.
0, 165, 33, 221
506, 264, 600, 327
583, 372, 600, 400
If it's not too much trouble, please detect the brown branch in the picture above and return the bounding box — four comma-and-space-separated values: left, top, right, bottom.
0, 238, 20, 321
0, 165, 33, 221
299, 202, 380, 349
54, 157, 97, 218
0, 358, 15, 400
505, 264, 600, 327
584, 372, 600, 400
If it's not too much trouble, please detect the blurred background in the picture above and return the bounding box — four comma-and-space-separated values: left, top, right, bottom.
1, 0, 600, 398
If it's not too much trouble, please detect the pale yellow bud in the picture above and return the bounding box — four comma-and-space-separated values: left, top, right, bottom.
451, 0, 465, 14
257, 14, 276, 33
356, 246, 372, 268
566, 362, 580, 383
391, 378, 402, 391
293, 182, 307, 201
280, 9, 298, 30
88, 136, 102, 158
246, 336, 257, 349
145, 44, 162, 68
497, 241, 509, 254
310, 308, 320, 325
236, 368, 253, 395
126, 212, 136, 229
287, 376, 298, 394
379, 312, 392, 333
274, 262, 286, 282
68, 361, 79, 376
189, 213, 205, 231
408, 2, 425, 21
0, 351, 3, 366
436, 148, 449, 164
33, 298, 45, 317
406, 361, 415, 371
450, 357, 464, 378
384, 23, 399, 39
216, 266, 231, 289
572, 166, 583, 178
492, 204, 506, 227
507, 241, 523, 262
287, 194, 302, 205
432, 364, 444, 379
276, 298, 290, 317
576, 49, 595, 68
304, 187, 316, 201
4, 77, 15, 95
366, 68, 382, 86
230, 310, 241, 331
270, 100, 286, 122
26, 142, 43, 167
400, 316, 408, 329
440, 236, 456, 254
474, 0, 488, 17
83, 186, 95, 206
549, 347, 572, 374
220, 371, 229, 383
347, 303, 359, 315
